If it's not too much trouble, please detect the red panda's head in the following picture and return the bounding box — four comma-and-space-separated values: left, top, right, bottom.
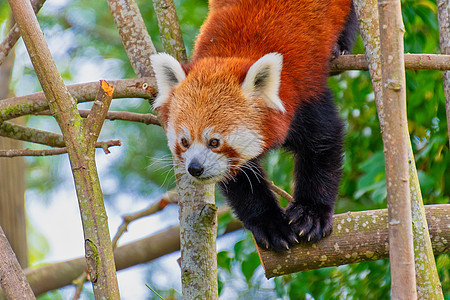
150, 53, 285, 183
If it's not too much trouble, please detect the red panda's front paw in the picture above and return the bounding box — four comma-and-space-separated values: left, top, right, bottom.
245, 212, 299, 252
285, 203, 334, 243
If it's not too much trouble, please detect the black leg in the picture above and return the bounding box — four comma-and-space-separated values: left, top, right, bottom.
333, 2, 358, 57
218, 160, 298, 251
283, 89, 344, 242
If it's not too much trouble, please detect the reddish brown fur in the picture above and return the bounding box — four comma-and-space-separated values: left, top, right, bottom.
186, 0, 351, 148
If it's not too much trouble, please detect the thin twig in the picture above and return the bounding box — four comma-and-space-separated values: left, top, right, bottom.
0, 140, 121, 157
41, 109, 161, 126
269, 181, 294, 202
0, 0, 46, 66
111, 189, 177, 250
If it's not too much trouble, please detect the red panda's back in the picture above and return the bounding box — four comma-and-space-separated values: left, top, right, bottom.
192, 0, 352, 109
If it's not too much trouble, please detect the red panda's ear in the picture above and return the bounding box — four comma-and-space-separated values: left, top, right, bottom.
241, 53, 285, 113
150, 53, 186, 109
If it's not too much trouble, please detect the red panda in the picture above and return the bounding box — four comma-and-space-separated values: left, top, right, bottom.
151, 0, 357, 251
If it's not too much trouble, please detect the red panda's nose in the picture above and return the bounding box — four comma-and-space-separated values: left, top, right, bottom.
188, 161, 204, 177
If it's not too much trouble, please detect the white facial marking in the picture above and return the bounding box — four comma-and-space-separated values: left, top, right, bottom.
150, 53, 186, 109
226, 127, 263, 160
166, 120, 177, 151
242, 52, 285, 112
182, 142, 228, 182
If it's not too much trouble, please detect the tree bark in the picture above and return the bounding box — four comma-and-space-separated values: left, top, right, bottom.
7, 1, 120, 298
106, 0, 156, 77
152, 0, 188, 63
0, 226, 35, 300
331, 53, 450, 72
0, 17, 28, 269
437, 0, 450, 149
0, 77, 156, 123
378, 0, 417, 298
175, 167, 219, 299
257, 204, 449, 278
354, 0, 443, 298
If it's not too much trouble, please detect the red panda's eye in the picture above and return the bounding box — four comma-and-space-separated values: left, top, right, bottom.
208, 138, 220, 148
181, 138, 190, 148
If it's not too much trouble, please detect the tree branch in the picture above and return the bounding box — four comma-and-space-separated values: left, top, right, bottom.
106, 0, 156, 77
0, 121, 65, 147
331, 53, 450, 72
437, 0, 450, 149
0, 77, 156, 123
8, 1, 120, 297
378, 0, 416, 297
0, 140, 121, 157
18, 206, 240, 296
0, 226, 35, 299
152, 0, 188, 63
354, 0, 443, 297
257, 204, 450, 278
85, 80, 114, 148
111, 189, 177, 250
10, 204, 448, 297
0, 0, 46, 66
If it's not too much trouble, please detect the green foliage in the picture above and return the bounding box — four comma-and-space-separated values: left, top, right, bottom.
5, 0, 448, 298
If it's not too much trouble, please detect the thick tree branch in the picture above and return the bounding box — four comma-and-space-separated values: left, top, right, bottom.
0, 122, 65, 147
331, 53, 450, 72
258, 204, 450, 278
152, 0, 188, 63
0, 77, 156, 123
0, 0, 46, 66
0, 226, 35, 299
8, 0, 120, 297
1, 54, 448, 123
106, 0, 156, 77
354, 1, 443, 297
8, 204, 447, 296
378, 0, 416, 297
437, 0, 450, 149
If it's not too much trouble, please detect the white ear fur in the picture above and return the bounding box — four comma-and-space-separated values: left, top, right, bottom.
150, 53, 186, 109
241, 53, 285, 112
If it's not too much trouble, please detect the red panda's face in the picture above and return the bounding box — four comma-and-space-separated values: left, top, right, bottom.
151, 53, 285, 182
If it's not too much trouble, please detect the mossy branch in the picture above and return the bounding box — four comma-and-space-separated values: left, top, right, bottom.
257, 205, 450, 278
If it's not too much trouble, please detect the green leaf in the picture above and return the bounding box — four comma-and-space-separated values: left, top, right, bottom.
241, 252, 261, 283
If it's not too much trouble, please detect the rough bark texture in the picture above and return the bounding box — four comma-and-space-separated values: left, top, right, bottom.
378, 0, 416, 297
152, 0, 188, 63
258, 205, 449, 278
0, 226, 35, 300
410, 153, 444, 298
7, 1, 120, 298
175, 166, 219, 299
0, 77, 156, 123
354, 0, 443, 298
437, 0, 450, 149
0, 19, 28, 269
106, 0, 156, 77
331, 53, 450, 72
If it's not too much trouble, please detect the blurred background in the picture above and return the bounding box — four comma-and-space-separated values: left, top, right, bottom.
0, 0, 448, 298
